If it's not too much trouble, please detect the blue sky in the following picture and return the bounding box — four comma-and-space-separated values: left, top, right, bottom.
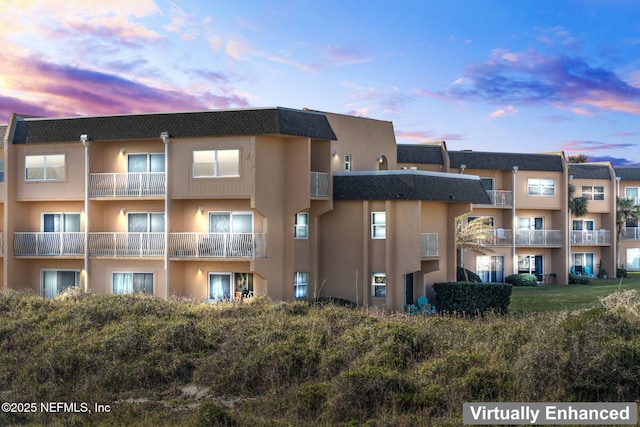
1, 0, 640, 165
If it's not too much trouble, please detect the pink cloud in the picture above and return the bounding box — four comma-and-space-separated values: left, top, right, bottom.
395, 130, 465, 142
561, 140, 637, 154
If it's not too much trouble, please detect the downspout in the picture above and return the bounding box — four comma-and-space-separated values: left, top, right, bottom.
512, 166, 518, 275
81, 134, 89, 292
161, 132, 170, 299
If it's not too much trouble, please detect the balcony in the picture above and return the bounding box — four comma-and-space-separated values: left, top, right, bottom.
623, 227, 640, 240
475, 190, 513, 207
310, 172, 328, 198
89, 172, 166, 198
14, 232, 85, 256
169, 232, 266, 258
88, 233, 165, 257
421, 233, 439, 258
482, 229, 562, 246
571, 230, 611, 245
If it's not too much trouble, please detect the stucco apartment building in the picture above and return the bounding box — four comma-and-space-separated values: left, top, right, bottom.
0, 107, 489, 312
1, 107, 637, 310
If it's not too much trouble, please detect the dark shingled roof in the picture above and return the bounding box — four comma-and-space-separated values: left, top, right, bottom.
568, 163, 612, 180
449, 150, 564, 171
333, 170, 491, 203
397, 144, 444, 165
615, 168, 640, 181
0, 124, 6, 143
11, 107, 337, 144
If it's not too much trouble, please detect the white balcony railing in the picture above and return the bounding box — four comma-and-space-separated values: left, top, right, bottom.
476, 190, 513, 206
482, 229, 562, 246
571, 230, 611, 245
88, 233, 165, 257
169, 232, 266, 258
421, 233, 439, 257
89, 172, 166, 198
14, 232, 85, 256
623, 227, 640, 240
310, 172, 328, 197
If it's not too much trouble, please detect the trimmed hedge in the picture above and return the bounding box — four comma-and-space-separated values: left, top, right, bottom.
505, 273, 538, 286
569, 274, 591, 285
433, 282, 512, 315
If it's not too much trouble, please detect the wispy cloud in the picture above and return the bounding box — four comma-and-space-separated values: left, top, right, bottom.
583, 155, 640, 167
395, 130, 465, 142
610, 131, 639, 137
421, 47, 640, 115
490, 105, 519, 117
0, 51, 249, 122
561, 139, 638, 153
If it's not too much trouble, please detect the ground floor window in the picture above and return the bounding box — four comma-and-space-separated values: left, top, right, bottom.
477, 255, 504, 283
112, 272, 153, 295
518, 255, 543, 280
42, 270, 80, 298
572, 253, 594, 276
627, 248, 640, 271
371, 272, 386, 297
294, 272, 308, 298
209, 272, 253, 300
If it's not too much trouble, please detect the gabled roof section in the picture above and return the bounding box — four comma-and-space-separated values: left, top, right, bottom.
0, 124, 6, 146
449, 150, 564, 171
568, 163, 613, 180
397, 143, 444, 165
11, 107, 337, 144
333, 170, 490, 203
615, 167, 640, 181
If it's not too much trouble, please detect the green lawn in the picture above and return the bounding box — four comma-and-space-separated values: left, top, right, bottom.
509, 273, 640, 313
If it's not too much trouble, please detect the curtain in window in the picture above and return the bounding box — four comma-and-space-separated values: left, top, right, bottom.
132, 273, 153, 294
232, 214, 252, 233
113, 273, 133, 294
150, 213, 165, 232
209, 274, 231, 299
150, 154, 165, 172
43, 270, 58, 298
127, 154, 147, 172
65, 214, 81, 232
209, 213, 231, 232
128, 214, 148, 232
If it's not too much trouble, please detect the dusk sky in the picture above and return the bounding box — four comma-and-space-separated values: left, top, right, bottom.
2, 0, 640, 165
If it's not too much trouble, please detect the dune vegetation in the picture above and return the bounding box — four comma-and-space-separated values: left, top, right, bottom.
0, 289, 639, 426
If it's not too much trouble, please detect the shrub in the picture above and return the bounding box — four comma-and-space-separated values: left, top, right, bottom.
617, 268, 628, 278
456, 267, 482, 282
433, 282, 512, 315
505, 273, 538, 286
569, 274, 591, 284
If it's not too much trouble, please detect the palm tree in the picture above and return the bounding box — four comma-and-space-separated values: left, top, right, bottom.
568, 182, 588, 218
616, 196, 640, 268
456, 214, 495, 280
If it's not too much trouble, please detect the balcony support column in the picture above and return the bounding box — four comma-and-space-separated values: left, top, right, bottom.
81, 134, 89, 292
161, 132, 170, 299
512, 166, 518, 275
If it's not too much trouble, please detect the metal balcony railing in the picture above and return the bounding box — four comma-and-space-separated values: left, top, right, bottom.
476, 190, 513, 206
310, 172, 328, 197
88, 232, 165, 257
89, 172, 166, 198
421, 233, 439, 257
169, 232, 266, 258
14, 232, 85, 256
482, 229, 562, 246
571, 230, 611, 245
623, 227, 640, 240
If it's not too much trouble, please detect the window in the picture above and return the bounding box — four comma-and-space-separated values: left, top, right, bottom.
476, 256, 504, 283
625, 187, 639, 205
468, 216, 495, 227
572, 253, 594, 276
480, 177, 494, 191
42, 213, 81, 232
209, 212, 252, 233
25, 154, 65, 181
112, 272, 153, 295
42, 270, 80, 298
371, 273, 386, 297
371, 212, 386, 239
582, 185, 604, 201
0, 159, 4, 182
626, 248, 640, 271
294, 272, 308, 298
527, 178, 555, 196
518, 255, 543, 280
345, 154, 352, 171
128, 153, 165, 173
209, 273, 232, 300
128, 212, 165, 232
193, 149, 239, 177
294, 213, 308, 239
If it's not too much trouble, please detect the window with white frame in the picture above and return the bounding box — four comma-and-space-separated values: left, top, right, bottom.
42, 270, 80, 298
344, 154, 352, 171
294, 212, 308, 239
625, 187, 639, 205
112, 272, 153, 295
371, 272, 386, 297
192, 149, 240, 178
371, 212, 386, 239
25, 154, 65, 181
209, 273, 233, 300
42, 213, 81, 232
582, 185, 604, 201
527, 178, 555, 196
294, 272, 308, 298
480, 177, 495, 191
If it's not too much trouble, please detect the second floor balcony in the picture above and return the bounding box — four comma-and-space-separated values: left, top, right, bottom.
475, 190, 513, 207
310, 172, 328, 198
14, 232, 85, 256
483, 229, 563, 246
89, 172, 166, 198
89, 233, 165, 257
421, 233, 439, 258
169, 232, 266, 258
623, 227, 640, 240
571, 230, 611, 245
